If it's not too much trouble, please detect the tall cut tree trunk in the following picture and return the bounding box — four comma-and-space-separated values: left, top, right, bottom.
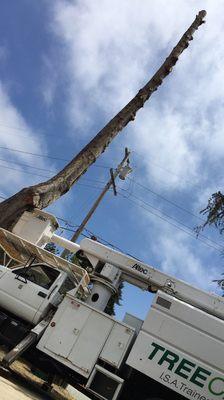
0, 10, 206, 230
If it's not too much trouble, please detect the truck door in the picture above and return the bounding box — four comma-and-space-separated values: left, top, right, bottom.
0, 264, 60, 325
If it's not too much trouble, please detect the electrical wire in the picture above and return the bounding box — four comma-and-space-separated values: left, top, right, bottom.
0, 146, 68, 161
0, 159, 108, 188
131, 150, 224, 196
0, 145, 110, 168
116, 185, 223, 250
59, 223, 140, 259
0, 151, 222, 252
0, 154, 208, 226
0, 164, 50, 179
0, 163, 108, 188
0, 131, 49, 141
127, 177, 206, 223
0, 166, 110, 197
118, 191, 223, 253
0, 122, 53, 133
132, 150, 204, 190
0, 159, 222, 252
0, 157, 56, 173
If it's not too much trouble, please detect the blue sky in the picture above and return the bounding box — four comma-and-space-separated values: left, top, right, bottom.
0, 0, 224, 321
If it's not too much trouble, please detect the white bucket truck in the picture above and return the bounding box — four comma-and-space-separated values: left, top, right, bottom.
0, 209, 223, 400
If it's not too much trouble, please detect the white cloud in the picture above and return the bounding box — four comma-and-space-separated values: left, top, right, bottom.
46, 0, 224, 293
41, 55, 58, 107
136, 210, 222, 293
51, 0, 189, 130
156, 231, 220, 291
50, 0, 224, 194
0, 82, 52, 196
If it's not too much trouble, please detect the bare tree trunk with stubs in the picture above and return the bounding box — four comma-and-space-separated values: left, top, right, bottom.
0, 10, 206, 231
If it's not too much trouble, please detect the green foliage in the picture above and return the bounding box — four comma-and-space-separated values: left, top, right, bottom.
198, 191, 224, 234
212, 275, 224, 292
44, 242, 59, 254
199, 191, 224, 295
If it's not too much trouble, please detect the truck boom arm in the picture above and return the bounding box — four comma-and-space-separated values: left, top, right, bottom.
80, 238, 224, 320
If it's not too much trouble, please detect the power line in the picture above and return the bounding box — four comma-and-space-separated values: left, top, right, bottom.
124, 190, 222, 249
0, 160, 221, 251
0, 130, 50, 141
0, 164, 109, 194
0, 149, 222, 252
0, 158, 56, 173
58, 222, 140, 259
0, 159, 222, 251
118, 191, 223, 253
0, 164, 50, 179
0, 145, 109, 168
121, 189, 223, 250
0, 162, 109, 186
127, 177, 205, 223
0, 145, 68, 161
132, 150, 204, 190
0, 122, 52, 133
131, 150, 224, 196
0, 158, 109, 187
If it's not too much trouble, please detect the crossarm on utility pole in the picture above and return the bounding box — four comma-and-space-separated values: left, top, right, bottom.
60, 149, 131, 258
0, 11, 207, 232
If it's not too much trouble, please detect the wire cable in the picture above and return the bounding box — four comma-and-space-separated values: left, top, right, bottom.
0, 165, 110, 195
0, 163, 109, 187
132, 150, 203, 190
59, 223, 140, 259
0, 160, 222, 251
127, 177, 205, 223
0, 159, 109, 188
116, 186, 223, 250
0, 157, 56, 173
0, 145, 68, 161
0, 145, 110, 168
0, 152, 222, 252
0, 164, 50, 179
0, 122, 54, 133
118, 191, 223, 253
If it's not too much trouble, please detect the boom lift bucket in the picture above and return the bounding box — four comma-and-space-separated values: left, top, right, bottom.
0, 228, 90, 290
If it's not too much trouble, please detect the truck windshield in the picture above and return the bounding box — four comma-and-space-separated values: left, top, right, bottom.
12, 264, 60, 289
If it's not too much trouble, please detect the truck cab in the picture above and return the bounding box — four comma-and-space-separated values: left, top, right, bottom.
0, 262, 74, 325
0, 211, 223, 400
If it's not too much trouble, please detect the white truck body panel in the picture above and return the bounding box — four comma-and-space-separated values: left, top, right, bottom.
99, 322, 134, 368
127, 291, 224, 400
80, 238, 224, 321
0, 265, 49, 324
12, 209, 58, 247
37, 295, 135, 378
0, 212, 223, 400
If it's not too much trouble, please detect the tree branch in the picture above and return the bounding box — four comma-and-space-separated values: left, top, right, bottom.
0, 10, 207, 230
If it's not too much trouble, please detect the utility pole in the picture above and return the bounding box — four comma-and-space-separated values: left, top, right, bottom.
0, 11, 206, 232
0, 10, 206, 230
61, 148, 131, 258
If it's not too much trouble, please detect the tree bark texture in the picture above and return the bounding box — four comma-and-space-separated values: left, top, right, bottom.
0, 10, 206, 230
